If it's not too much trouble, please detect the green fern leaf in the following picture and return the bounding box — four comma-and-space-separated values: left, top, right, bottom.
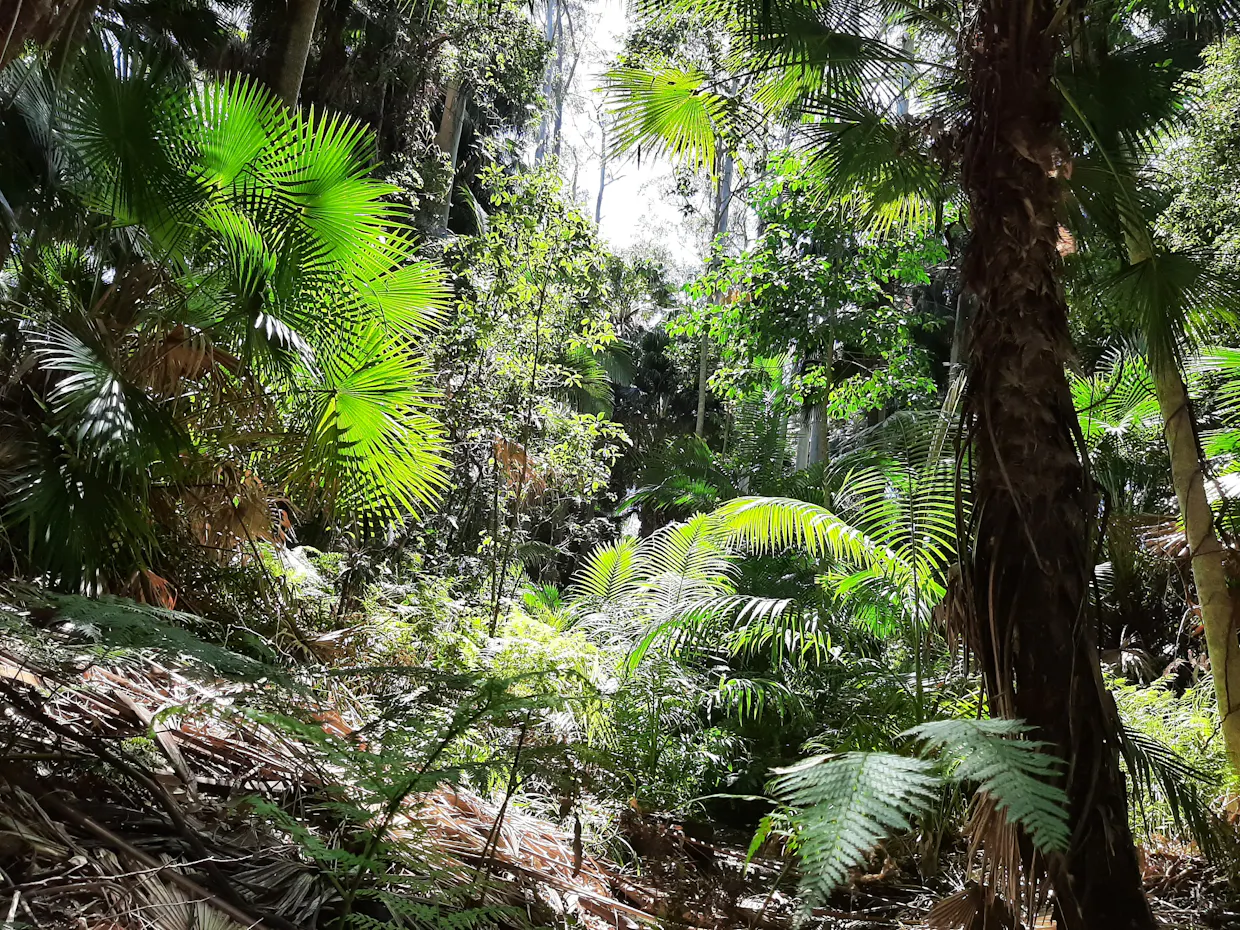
904, 718, 1070, 853
770, 752, 939, 905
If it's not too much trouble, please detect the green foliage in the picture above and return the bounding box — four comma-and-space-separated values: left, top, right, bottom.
770, 752, 939, 905
1, 41, 449, 588
772, 718, 1072, 909
4, 586, 278, 680
603, 66, 742, 174
905, 719, 1070, 853
1160, 36, 1240, 272
1113, 676, 1240, 849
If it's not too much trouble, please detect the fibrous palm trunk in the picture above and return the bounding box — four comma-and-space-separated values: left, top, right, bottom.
1151, 355, 1240, 771
961, 1, 1154, 927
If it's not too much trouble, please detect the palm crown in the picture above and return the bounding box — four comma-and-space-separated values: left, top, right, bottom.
0, 36, 449, 591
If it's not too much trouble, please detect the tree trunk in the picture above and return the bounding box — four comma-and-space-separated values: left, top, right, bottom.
1150, 356, 1240, 771
595, 126, 607, 224
696, 152, 733, 437
960, 0, 1154, 927
435, 78, 467, 230
273, 0, 321, 107
949, 288, 976, 373
304, 0, 350, 105
534, 0, 558, 163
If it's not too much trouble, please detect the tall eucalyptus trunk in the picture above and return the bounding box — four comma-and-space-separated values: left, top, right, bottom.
595, 123, 607, 224
534, 0, 558, 163
696, 152, 732, 437
960, 0, 1153, 926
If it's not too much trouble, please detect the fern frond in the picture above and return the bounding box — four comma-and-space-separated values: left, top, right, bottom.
19, 589, 278, 681
770, 752, 939, 906
904, 718, 1070, 853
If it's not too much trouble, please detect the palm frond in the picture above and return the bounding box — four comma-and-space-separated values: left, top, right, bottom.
287, 326, 448, 534
568, 537, 641, 607
603, 66, 739, 174
716, 495, 900, 572
1100, 248, 1240, 369
1120, 725, 1223, 858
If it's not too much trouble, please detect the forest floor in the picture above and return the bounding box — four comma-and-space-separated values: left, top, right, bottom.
0, 621, 1234, 930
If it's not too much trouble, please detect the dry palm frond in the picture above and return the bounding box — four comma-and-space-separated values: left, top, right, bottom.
129, 861, 248, 930
926, 884, 1020, 930
0, 621, 664, 930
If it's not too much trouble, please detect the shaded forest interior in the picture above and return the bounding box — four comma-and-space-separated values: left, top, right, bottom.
5, 0, 1240, 928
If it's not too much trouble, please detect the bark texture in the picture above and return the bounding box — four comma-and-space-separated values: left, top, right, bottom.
434, 79, 468, 229
1151, 357, 1240, 771
273, 0, 322, 107
960, 1, 1154, 927
695, 153, 733, 437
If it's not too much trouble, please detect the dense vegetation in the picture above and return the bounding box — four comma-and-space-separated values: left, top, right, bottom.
4, 1, 1240, 929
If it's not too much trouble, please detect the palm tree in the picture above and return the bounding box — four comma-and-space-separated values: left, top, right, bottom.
716, 407, 960, 721
0, 38, 448, 591
954, 0, 1155, 923
1051, 4, 1240, 775
604, 0, 1198, 921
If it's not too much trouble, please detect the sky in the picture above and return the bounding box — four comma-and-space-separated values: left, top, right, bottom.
552, 0, 706, 271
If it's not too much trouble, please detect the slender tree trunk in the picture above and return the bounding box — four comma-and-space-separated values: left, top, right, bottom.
1119, 231, 1240, 772
534, 0, 558, 163
305, 0, 350, 104
435, 78, 467, 229
961, 0, 1154, 927
273, 0, 321, 107
551, 5, 578, 161
696, 152, 733, 437
595, 126, 607, 224
694, 332, 711, 437
949, 288, 976, 372
1151, 356, 1240, 770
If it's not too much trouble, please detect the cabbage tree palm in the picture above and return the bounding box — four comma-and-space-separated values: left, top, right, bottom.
605, 0, 1181, 922
714, 407, 958, 721
0, 39, 448, 590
